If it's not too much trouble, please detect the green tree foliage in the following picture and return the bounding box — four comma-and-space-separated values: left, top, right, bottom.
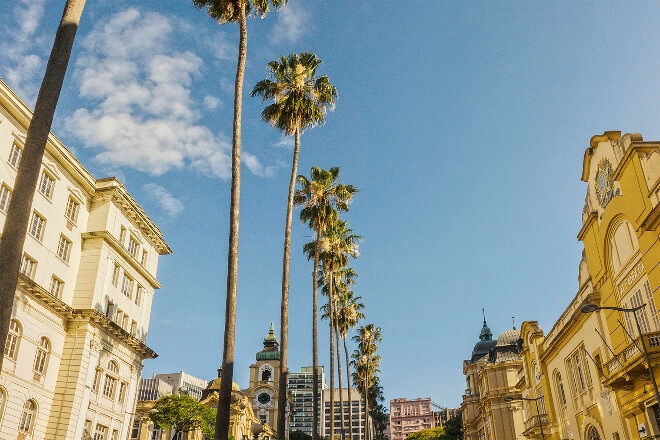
150, 394, 216, 439
406, 427, 445, 440
290, 431, 313, 440
441, 415, 463, 440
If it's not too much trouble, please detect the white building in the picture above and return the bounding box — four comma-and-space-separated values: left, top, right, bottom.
0, 78, 171, 439
288, 366, 327, 437
152, 371, 209, 401
322, 387, 366, 440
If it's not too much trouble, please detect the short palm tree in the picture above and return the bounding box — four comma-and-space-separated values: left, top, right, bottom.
0, 0, 87, 374
192, 2, 287, 439
296, 167, 355, 440
252, 53, 336, 440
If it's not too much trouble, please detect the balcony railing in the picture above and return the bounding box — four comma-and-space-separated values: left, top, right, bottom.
605, 330, 660, 377
524, 414, 549, 432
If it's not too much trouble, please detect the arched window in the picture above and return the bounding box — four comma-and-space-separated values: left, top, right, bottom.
0, 387, 6, 423
103, 361, 119, 399
554, 371, 567, 406
33, 337, 50, 375
18, 400, 36, 433
4, 319, 21, 360
609, 220, 637, 274
587, 426, 601, 440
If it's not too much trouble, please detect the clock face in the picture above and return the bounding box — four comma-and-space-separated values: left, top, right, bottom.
258, 392, 271, 405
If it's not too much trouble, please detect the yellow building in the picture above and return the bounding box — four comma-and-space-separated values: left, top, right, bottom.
510, 131, 660, 440
0, 79, 171, 439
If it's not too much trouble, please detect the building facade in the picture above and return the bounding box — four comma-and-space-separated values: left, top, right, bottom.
152, 371, 208, 401
322, 387, 366, 440
288, 366, 327, 437
389, 397, 433, 440
0, 78, 171, 439
461, 319, 525, 440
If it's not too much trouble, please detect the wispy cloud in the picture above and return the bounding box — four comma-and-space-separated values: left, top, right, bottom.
270, 3, 309, 44
243, 152, 276, 177
274, 136, 294, 149
65, 8, 231, 179
143, 183, 184, 218
0, 0, 48, 103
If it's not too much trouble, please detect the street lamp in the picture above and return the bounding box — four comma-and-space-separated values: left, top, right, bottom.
504, 395, 546, 440
580, 302, 660, 406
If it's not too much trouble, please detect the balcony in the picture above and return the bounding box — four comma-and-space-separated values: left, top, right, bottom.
522, 414, 550, 438
604, 331, 660, 388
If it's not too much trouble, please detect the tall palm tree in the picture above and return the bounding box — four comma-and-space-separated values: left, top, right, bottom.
352, 324, 382, 440
252, 53, 337, 440
0, 0, 87, 374
192, 2, 287, 439
318, 220, 360, 440
337, 290, 365, 440
296, 167, 355, 440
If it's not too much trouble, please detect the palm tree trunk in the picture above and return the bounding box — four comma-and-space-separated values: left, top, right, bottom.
216, 4, 246, 440
312, 236, 321, 440
363, 372, 369, 440
278, 128, 300, 440
343, 337, 353, 440
335, 308, 345, 440
329, 286, 335, 440
0, 0, 86, 374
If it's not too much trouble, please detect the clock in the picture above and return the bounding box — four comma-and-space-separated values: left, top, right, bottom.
258, 392, 271, 405
254, 388, 273, 408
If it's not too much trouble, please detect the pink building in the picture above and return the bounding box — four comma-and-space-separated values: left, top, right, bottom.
389, 397, 434, 440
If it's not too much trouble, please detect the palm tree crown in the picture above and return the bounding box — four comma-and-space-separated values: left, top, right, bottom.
193, 0, 286, 23
252, 52, 337, 135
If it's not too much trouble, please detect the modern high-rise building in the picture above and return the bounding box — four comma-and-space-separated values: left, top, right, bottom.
288, 366, 327, 437
322, 387, 366, 440
152, 371, 208, 401
0, 78, 171, 440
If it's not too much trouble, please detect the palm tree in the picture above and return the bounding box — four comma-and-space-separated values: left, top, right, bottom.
352, 324, 382, 440
318, 220, 360, 440
0, 0, 87, 374
296, 167, 355, 440
252, 53, 337, 440
192, 2, 287, 439
337, 290, 365, 440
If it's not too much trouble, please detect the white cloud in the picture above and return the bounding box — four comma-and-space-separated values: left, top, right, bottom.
143, 183, 184, 218
0, 0, 48, 102
203, 95, 221, 110
65, 8, 233, 179
243, 152, 276, 177
274, 136, 294, 149
270, 3, 309, 44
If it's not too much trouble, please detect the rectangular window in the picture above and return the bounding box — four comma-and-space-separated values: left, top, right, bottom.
128, 236, 139, 258
65, 196, 80, 223
28, 211, 46, 241
119, 226, 127, 245
103, 374, 117, 399
574, 352, 586, 392
92, 369, 101, 392
57, 235, 73, 263
130, 420, 140, 439
141, 250, 148, 266
0, 184, 11, 212
20, 254, 36, 279
121, 274, 134, 298
94, 424, 108, 440
8, 142, 22, 168
130, 320, 137, 337
112, 263, 120, 286
49, 275, 64, 298
135, 285, 143, 306
112, 430, 119, 440
38, 171, 55, 198
118, 382, 127, 404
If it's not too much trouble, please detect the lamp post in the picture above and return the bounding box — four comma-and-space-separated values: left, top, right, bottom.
580, 302, 660, 407
504, 396, 546, 440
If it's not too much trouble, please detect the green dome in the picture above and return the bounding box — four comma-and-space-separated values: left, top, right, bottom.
256, 323, 280, 361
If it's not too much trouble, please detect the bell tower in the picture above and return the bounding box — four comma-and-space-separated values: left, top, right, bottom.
245, 323, 281, 437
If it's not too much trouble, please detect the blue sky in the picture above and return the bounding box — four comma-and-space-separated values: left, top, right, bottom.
3, 0, 660, 409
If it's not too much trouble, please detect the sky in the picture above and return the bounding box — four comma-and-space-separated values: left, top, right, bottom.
3, 0, 660, 409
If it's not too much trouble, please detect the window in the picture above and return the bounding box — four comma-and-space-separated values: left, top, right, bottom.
94, 423, 109, 440
92, 368, 101, 392
57, 234, 73, 263
4, 319, 21, 360
103, 361, 119, 399
128, 236, 139, 258
8, 142, 22, 168
112, 429, 119, 440
135, 285, 143, 306
38, 171, 55, 198
20, 254, 36, 278
0, 387, 6, 424
29, 211, 46, 241
118, 382, 127, 404
141, 250, 148, 266
121, 274, 134, 298
130, 320, 137, 337
33, 337, 50, 374
65, 196, 80, 223
0, 183, 11, 212
119, 226, 127, 245
130, 420, 140, 439
112, 263, 120, 286
555, 372, 567, 406
18, 400, 36, 433
49, 275, 64, 298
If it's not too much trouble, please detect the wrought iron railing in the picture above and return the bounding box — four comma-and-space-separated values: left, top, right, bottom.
605, 330, 660, 375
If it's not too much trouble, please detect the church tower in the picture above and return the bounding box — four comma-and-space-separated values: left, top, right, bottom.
245, 323, 282, 436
